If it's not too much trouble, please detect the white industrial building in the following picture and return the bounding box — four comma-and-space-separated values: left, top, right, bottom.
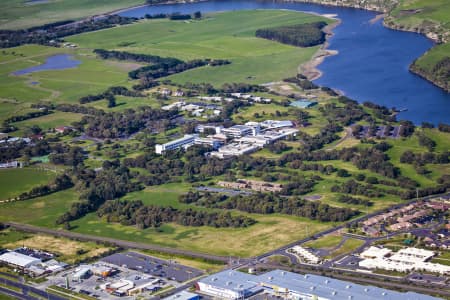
155, 134, 197, 154
163, 290, 200, 300
359, 246, 392, 259
196, 270, 262, 299
0, 251, 41, 268
210, 142, 260, 158
221, 125, 255, 138
291, 246, 321, 264
196, 269, 440, 300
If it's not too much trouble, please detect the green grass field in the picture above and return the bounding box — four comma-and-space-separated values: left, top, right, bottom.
0, 0, 145, 30
0, 45, 131, 124
67, 10, 330, 86
0, 168, 56, 200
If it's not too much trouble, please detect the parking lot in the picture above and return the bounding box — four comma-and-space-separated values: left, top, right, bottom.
101, 251, 204, 282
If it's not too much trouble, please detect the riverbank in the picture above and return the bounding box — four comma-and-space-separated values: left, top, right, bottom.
299, 19, 340, 81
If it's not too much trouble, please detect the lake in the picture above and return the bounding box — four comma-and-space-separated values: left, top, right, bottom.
119, 0, 449, 124
12, 54, 81, 76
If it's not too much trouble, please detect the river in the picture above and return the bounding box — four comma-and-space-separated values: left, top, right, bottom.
119, 0, 449, 124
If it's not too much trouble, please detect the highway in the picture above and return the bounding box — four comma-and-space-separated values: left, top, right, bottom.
0, 275, 66, 300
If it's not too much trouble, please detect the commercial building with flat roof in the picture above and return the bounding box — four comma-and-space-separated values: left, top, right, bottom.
221, 125, 254, 138
258, 269, 439, 300
155, 134, 197, 154
0, 251, 41, 268
163, 290, 199, 300
196, 270, 262, 299
196, 269, 440, 300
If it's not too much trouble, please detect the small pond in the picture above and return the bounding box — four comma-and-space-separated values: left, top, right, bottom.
12, 54, 81, 76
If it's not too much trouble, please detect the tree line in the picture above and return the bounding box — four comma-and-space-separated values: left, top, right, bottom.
79, 86, 144, 105
97, 199, 256, 229
0, 15, 136, 48
256, 22, 327, 47
180, 192, 359, 222
17, 174, 73, 201
93, 49, 230, 81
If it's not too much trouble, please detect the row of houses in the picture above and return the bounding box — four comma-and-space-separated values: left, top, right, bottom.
218, 179, 283, 193
290, 246, 322, 264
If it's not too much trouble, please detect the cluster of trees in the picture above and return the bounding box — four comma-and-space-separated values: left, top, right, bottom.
17, 174, 73, 201
129, 58, 230, 80
79, 86, 144, 105
3, 109, 52, 127
49, 145, 85, 166
0, 15, 136, 48
400, 150, 449, 165
337, 195, 373, 207
123, 146, 232, 185
438, 123, 450, 133
0, 140, 52, 163
256, 22, 327, 47
56, 162, 142, 225
417, 132, 436, 151
75, 106, 177, 139
94, 49, 230, 81
362, 102, 396, 122
320, 96, 368, 126
266, 141, 291, 154
224, 193, 358, 222
284, 75, 319, 90
331, 180, 384, 198
180, 191, 358, 222
97, 199, 256, 229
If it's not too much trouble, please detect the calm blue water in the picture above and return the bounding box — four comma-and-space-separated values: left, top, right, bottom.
119, 0, 450, 124
13, 54, 81, 76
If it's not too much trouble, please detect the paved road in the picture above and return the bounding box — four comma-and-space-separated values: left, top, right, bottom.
6, 222, 233, 263
0, 276, 66, 300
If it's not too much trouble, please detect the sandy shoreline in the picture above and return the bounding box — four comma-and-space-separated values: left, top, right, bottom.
299, 18, 340, 81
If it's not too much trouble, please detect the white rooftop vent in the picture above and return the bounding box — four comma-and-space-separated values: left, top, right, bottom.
238, 284, 243, 288
281, 271, 286, 275
226, 281, 232, 286
304, 274, 309, 279
382, 292, 387, 296
211, 277, 217, 282
364, 288, 369, 292
346, 285, 351, 289
348, 296, 353, 300
332, 291, 337, 296
325, 279, 330, 284
268, 276, 273, 280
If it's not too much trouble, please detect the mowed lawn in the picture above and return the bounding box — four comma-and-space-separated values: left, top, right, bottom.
0, 0, 144, 30
67, 10, 331, 86
0, 168, 56, 200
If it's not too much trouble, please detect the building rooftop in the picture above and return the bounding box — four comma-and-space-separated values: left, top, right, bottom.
257, 270, 439, 300
0, 251, 41, 268
163, 290, 199, 300
198, 270, 259, 293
